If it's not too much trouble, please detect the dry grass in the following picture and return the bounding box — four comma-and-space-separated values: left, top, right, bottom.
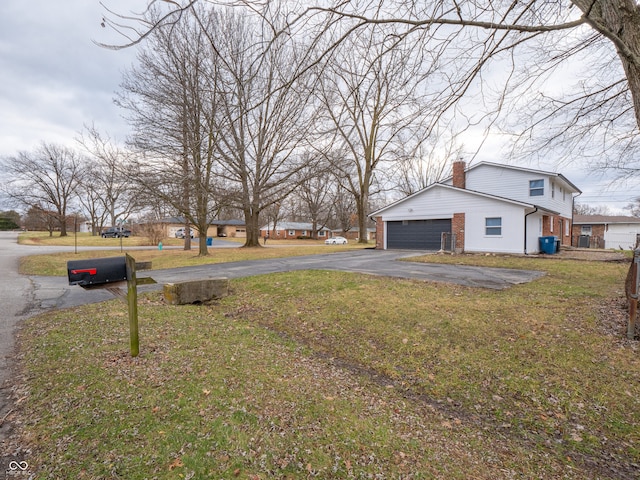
6, 252, 640, 478
19, 242, 369, 276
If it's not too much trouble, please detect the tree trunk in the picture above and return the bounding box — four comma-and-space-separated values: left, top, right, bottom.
59, 214, 68, 237
354, 190, 369, 244
244, 207, 261, 247
198, 232, 208, 255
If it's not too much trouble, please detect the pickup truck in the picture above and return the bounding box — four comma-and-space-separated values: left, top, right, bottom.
101, 227, 132, 238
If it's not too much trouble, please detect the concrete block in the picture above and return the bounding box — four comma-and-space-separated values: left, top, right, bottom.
163, 278, 229, 305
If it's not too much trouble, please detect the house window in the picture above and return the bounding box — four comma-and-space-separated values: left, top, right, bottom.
301, 230, 307, 236
581, 225, 592, 235
551, 182, 555, 199
565, 220, 570, 236
529, 179, 544, 196
319, 231, 326, 237
485, 217, 502, 236
288, 230, 295, 236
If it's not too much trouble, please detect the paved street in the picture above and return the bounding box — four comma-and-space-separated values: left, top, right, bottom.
0, 231, 545, 448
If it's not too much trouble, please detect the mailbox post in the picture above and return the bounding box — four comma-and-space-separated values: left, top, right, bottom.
67, 255, 155, 357
629, 249, 640, 340
125, 254, 139, 357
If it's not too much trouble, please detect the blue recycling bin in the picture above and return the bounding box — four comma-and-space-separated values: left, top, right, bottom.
539, 236, 557, 254
206, 237, 213, 246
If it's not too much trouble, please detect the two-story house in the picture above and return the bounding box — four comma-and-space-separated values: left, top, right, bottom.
369, 161, 581, 254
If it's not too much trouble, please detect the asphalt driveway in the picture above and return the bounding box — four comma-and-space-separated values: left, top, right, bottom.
31, 249, 545, 311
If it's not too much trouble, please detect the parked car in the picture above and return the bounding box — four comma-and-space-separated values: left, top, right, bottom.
325, 236, 348, 245
101, 227, 131, 238
175, 228, 194, 239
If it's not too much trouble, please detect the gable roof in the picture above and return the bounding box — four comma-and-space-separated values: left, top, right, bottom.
369, 183, 542, 218
443, 161, 582, 193
573, 215, 640, 225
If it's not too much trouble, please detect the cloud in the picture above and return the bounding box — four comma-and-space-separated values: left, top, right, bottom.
0, 0, 136, 156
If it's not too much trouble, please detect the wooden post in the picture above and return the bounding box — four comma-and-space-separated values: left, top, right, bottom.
629, 249, 640, 340
125, 254, 139, 357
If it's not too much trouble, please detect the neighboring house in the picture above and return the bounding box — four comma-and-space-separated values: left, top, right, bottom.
261, 222, 331, 239
572, 215, 640, 250
158, 217, 246, 238
210, 219, 247, 238
369, 161, 581, 254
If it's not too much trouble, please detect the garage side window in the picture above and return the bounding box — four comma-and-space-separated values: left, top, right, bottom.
485, 217, 502, 236
529, 179, 544, 196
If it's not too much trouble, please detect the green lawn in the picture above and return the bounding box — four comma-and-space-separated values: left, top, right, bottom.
8, 249, 640, 479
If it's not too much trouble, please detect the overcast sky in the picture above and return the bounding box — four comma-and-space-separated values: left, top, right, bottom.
0, 0, 636, 214
0, 1, 135, 155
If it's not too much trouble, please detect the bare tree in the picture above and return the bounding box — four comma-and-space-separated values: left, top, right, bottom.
117, 5, 222, 255
1, 143, 84, 236
574, 203, 613, 215
625, 197, 640, 217
208, 8, 319, 247
294, 153, 335, 239
315, 24, 436, 242
332, 183, 357, 236
392, 123, 462, 196
77, 126, 138, 234
102, 1, 640, 183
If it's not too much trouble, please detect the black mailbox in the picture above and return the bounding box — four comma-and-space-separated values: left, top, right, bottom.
68, 256, 127, 287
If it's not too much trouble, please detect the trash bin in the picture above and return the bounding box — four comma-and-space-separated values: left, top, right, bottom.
539, 236, 557, 254
206, 237, 213, 246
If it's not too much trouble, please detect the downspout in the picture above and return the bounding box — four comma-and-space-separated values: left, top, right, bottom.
524, 207, 538, 255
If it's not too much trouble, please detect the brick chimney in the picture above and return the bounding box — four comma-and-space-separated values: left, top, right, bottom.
452, 160, 466, 189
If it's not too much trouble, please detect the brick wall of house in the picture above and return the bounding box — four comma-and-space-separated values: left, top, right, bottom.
541, 215, 573, 246
375, 217, 384, 249
452, 212, 465, 252
571, 223, 605, 239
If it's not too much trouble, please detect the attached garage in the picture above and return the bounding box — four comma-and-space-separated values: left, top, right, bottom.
370, 161, 581, 255
386, 219, 451, 250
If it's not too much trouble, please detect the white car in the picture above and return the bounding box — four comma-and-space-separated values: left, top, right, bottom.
325, 236, 348, 245
175, 228, 194, 239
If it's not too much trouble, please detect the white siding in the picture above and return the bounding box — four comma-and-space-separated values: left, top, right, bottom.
604, 223, 640, 250
525, 212, 545, 254
444, 164, 575, 218
379, 186, 456, 221
464, 202, 527, 254
379, 185, 529, 254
